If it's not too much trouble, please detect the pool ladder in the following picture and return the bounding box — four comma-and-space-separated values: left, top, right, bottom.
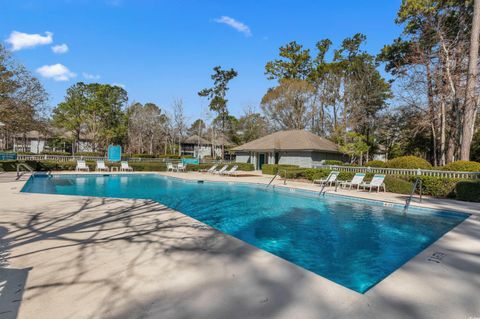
16, 162, 34, 179
266, 169, 287, 188
403, 178, 422, 214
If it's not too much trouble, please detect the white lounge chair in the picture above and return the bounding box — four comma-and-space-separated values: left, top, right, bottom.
76, 160, 89, 172
313, 171, 339, 186
213, 165, 228, 175
167, 163, 175, 172
360, 174, 386, 192
96, 160, 109, 172
223, 165, 238, 176
177, 163, 186, 172
204, 165, 218, 173
120, 161, 133, 172
340, 173, 366, 190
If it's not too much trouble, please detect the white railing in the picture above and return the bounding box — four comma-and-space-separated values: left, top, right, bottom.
313, 164, 480, 179
17, 154, 105, 162
16, 154, 231, 164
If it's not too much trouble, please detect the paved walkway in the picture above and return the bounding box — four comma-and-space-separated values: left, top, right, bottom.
0, 171, 479, 319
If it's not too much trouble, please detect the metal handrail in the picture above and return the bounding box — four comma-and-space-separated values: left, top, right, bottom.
266, 171, 280, 187
266, 169, 287, 187
16, 162, 34, 179
404, 178, 423, 214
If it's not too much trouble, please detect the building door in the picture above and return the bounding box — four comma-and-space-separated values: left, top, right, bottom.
258, 153, 266, 170
274, 152, 279, 164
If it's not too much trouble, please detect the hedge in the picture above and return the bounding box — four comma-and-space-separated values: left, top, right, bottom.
455, 181, 480, 202
441, 160, 480, 172
409, 176, 461, 198
262, 164, 300, 175
128, 162, 166, 171
364, 160, 386, 168
0, 160, 167, 172
268, 165, 466, 199
385, 156, 432, 169
385, 176, 413, 194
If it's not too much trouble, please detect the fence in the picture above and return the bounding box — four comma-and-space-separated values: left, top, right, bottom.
15, 154, 231, 164
0, 152, 17, 160
312, 164, 480, 180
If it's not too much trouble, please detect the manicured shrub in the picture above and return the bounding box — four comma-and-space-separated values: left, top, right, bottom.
384, 176, 413, 194
128, 162, 166, 171
385, 156, 432, 169
261, 164, 299, 175
338, 171, 358, 181
279, 168, 307, 179
186, 163, 212, 171
456, 181, 480, 202
302, 168, 331, 181
128, 154, 157, 158
441, 160, 480, 172
364, 160, 386, 168
231, 162, 254, 171
0, 160, 18, 171
410, 176, 461, 198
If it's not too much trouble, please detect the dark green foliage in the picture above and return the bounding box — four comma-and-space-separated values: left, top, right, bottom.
0, 160, 167, 172
128, 154, 158, 158
302, 168, 331, 181
441, 161, 480, 172
409, 176, 462, 198
456, 181, 480, 202
261, 164, 299, 175
128, 162, 166, 171
364, 160, 386, 167
384, 176, 413, 194
385, 156, 432, 169
186, 163, 212, 171
279, 168, 309, 179
232, 162, 255, 171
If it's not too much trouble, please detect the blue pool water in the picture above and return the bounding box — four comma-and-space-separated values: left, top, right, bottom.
22, 174, 468, 293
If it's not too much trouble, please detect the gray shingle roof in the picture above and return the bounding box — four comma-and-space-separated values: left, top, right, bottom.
231, 130, 341, 153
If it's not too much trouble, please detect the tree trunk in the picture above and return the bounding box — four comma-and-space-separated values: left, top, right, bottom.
426, 62, 438, 166
461, 0, 480, 160
440, 100, 446, 165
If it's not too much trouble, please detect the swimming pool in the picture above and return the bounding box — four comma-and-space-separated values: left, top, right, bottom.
22, 174, 469, 293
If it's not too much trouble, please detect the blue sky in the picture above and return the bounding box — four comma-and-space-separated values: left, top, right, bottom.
1, 0, 402, 123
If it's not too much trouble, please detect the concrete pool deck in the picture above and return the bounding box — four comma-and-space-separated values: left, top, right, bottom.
0, 171, 479, 319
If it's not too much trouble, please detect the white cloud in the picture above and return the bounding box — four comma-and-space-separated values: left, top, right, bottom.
112, 83, 126, 88
6, 31, 53, 51
52, 43, 69, 54
82, 72, 100, 80
214, 16, 251, 37
36, 64, 76, 81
